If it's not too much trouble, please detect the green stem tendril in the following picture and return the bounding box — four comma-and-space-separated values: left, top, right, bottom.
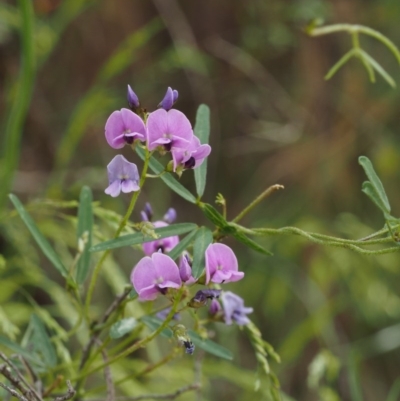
232, 185, 284, 224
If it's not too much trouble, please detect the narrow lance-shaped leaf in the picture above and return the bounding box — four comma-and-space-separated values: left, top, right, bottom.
359, 156, 391, 214
31, 314, 57, 368
194, 104, 211, 198
76, 186, 93, 284
192, 227, 214, 278
136, 147, 196, 204
9, 194, 68, 277
168, 229, 198, 260
90, 223, 197, 252
0, 335, 44, 367
188, 330, 233, 360
231, 230, 273, 256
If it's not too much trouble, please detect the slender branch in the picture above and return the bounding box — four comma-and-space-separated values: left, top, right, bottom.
95, 340, 115, 401
0, 353, 41, 401
0, 364, 33, 401
80, 288, 131, 370
52, 381, 76, 401
0, 381, 29, 401
77, 288, 185, 380
231, 185, 284, 224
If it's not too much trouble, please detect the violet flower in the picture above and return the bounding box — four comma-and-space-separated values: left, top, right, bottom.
105, 108, 146, 149
221, 291, 253, 326
141, 202, 153, 221
179, 252, 196, 284
127, 85, 140, 109
171, 135, 211, 171
163, 208, 177, 224
146, 109, 193, 151
209, 299, 221, 316
158, 87, 179, 110
188, 289, 221, 308
130, 252, 182, 301
156, 307, 180, 321
205, 243, 244, 284
142, 221, 179, 256
104, 155, 140, 197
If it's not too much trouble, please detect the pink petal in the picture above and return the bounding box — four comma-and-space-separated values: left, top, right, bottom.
120, 108, 146, 139
138, 285, 159, 301
131, 256, 157, 293
147, 109, 169, 150
105, 111, 125, 149
167, 110, 193, 143
152, 253, 181, 286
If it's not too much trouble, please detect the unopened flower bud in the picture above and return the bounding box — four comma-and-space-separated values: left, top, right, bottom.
163, 208, 177, 224
158, 87, 178, 110
209, 299, 221, 315
127, 84, 140, 109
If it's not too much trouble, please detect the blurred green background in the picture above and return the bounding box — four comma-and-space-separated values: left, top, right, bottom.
2, 0, 400, 400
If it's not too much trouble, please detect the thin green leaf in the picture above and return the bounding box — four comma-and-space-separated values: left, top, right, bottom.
192, 227, 214, 278
359, 156, 391, 213
110, 318, 139, 339
9, 194, 68, 276
31, 314, 57, 368
167, 229, 198, 260
361, 181, 389, 215
128, 288, 138, 299
0, 0, 35, 211
141, 316, 172, 338
200, 203, 230, 229
76, 186, 93, 284
194, 104, 211, 198
325, 49, 356, 80
232, 231, 273, 256
90, 223, 197, 252
136, 147, 197, 203
348, 352, 363, 401
359, 49, 396, 88
188, 330, 233, 360
356, 50, 375, 82
0, 335, 44, 367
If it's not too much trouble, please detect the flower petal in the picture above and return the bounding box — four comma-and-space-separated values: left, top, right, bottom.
138, 285, 159, 301
131, 256, 157, 293
147, 109, 169, 150
120, 108, 146, 140
105, 111, 126, 149
105, 180, 121, 197
121, 180, 140, 193
152, 252, 181, 286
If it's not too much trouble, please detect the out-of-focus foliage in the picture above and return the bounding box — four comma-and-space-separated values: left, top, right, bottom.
2, 0, 400, 400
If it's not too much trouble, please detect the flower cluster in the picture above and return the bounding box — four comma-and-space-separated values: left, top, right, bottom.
130, 204, 252, 327
104, 86, 212, 197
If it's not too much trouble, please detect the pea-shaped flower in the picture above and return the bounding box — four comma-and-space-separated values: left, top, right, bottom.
171, 136, 211, 171
146, 109, 193, 151
142, 221, 179, 255
221, 291, 253, 326
131, 252, 182, 301
105, 108, 146, 149
205, 243, 244, 284
104, 155, 140, 197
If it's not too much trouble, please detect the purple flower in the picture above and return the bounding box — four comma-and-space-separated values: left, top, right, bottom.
171, 135, 211, 171
142, 221, 179, 255
146, 109, 193, 151
188, 289, 221, 308
130, 252, 182, 301
104, 155, 140, 197
127, 85, 140, 109
179, 252, 195, 283
163, 208, 177, 224
205, 243, 244, 284
141, 202, 153, 222
221, 291, 253, 326
105, 108, 146, 149
209, 299, 221, 315
158, 87, 179, 110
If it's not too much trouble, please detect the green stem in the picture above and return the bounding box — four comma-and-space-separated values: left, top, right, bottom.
0, 0, 36, 210
231, 185, 284, 224
84, 148, 151, 318
78, 287, 185, 380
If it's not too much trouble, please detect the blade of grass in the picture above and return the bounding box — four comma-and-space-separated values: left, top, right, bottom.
0, 0, 36, 211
